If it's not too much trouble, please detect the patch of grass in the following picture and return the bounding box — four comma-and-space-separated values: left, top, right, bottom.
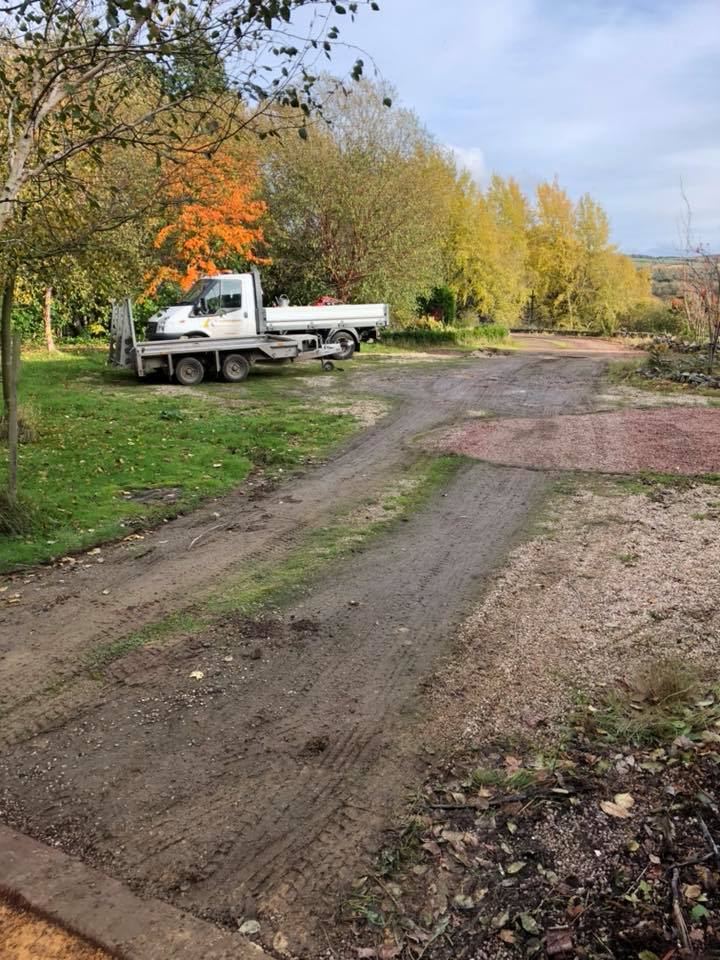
586, 659, 720, 747
0, 403, 40, 443
0, 346, 361, 571
617, 551, 639, 566
377, 817, 425, 877
610, 352, 720, 397
88, 611, 205, 669
88, 455, 464, 666
0, 490, 40, 536
206, 454, 462, 616
378, 323, 509, 352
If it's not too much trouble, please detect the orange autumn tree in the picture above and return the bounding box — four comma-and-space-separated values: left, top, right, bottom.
147, 152, 269, 293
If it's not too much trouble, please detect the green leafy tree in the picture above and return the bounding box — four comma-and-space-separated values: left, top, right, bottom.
262, 80, 451, 320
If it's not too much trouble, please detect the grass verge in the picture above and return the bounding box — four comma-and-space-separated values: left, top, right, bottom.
0, 346, 360, 571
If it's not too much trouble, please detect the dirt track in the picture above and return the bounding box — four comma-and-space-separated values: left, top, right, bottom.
0, 346, 622, 952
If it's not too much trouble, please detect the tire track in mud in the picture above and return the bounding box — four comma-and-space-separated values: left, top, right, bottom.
0, 355, 600, 735
0, 353, 609, 951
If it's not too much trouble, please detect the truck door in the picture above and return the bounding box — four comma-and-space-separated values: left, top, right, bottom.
211, 277, 256, 338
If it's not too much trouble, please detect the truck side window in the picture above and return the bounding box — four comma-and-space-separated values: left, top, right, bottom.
221, 278, 243, 311
193, 280, 221, 316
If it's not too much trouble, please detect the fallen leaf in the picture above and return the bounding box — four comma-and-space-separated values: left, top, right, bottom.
506, 861, 526, 875
691, 903, 709, 921
499, 930, 516, 944
600, 798, 633, 819
238, 919, 260, 935
614, 793, 635, 810
519, 913, 540, 935
272, 932, 291, 956
452, 894, 474, 911
189, 670, 204, 680
378, 945, 403, 960
491, 908, 510, 929
355, 950, 376, 959
683, 884, 702, 901
546, 926, 573, 956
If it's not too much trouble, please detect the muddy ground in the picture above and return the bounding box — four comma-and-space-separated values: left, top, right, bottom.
2, 338, 702, 957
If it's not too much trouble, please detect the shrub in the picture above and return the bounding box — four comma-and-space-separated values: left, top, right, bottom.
417, 285, 457, 325
620, 300, 689, 336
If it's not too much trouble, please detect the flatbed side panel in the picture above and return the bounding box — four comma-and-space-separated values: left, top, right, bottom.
266, 304, 389, 328
134, 335, 296, 357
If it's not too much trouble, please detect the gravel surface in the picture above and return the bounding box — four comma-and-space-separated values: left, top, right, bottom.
431, 480, 720, 744
435, 408, 720, 475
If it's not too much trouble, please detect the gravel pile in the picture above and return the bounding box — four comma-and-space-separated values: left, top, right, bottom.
434, 407, 720, 475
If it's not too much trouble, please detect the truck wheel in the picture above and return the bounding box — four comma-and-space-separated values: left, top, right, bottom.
174, 356, 205, 386
322, 360, 335, 372
327, 331, 356, 360
222, 353, 250, 382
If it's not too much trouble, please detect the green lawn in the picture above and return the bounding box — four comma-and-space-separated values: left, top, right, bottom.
1, 346, 358, 571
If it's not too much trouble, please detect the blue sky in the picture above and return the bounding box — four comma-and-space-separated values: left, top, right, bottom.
336, 0, 720, 254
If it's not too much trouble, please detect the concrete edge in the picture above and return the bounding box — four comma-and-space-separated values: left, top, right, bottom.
0, 825, 269, 960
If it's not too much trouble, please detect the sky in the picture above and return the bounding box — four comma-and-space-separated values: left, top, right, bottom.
334, 0, 720, 254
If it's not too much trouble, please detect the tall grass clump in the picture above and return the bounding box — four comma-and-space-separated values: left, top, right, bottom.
382, 317, 508, 349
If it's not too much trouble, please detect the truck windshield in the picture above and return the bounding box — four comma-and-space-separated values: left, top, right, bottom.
178, 280, 211, 305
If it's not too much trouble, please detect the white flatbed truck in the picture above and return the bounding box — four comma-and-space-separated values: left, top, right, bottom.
145, 270, 389, 360
109, 269, 343, 385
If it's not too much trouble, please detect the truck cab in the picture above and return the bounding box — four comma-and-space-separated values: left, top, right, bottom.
147, 274, 259, 340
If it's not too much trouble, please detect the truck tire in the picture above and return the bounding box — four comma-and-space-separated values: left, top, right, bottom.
222, 353, 250, 382
327, 331, 356, 360
174, 356, 205, 386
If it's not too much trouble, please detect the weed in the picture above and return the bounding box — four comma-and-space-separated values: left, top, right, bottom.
587, 659, 717, 746
0, 490, 39, 536
377, 818, 424, 876
617, 552, 639, 566
0, 403, 40, 442
470, 767, 505, 788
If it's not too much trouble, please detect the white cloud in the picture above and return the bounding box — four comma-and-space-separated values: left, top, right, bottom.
448, 145, 487, 185
341, 0, 720, 251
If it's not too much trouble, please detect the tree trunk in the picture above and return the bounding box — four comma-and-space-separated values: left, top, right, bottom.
1, 271, 18, 499
43, 286, 56, 352
0, 276, 12, 413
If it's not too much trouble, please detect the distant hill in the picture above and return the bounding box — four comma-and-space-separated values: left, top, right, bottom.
630, 255, 693, 301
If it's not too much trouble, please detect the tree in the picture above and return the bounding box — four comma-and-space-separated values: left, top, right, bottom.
147, 150, 268, 293
527, 179, 582, 328
0, 0, 380, 505
0, 1, 379, 241
263, 80, 451, 319
679, 195, 720, 369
